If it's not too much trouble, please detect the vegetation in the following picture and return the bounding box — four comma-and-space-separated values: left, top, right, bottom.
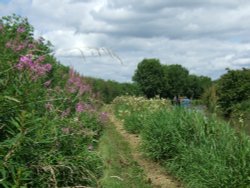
133, 59, 165, 98
98, 116, 151, 188
85, 77, 141, 103
0, 14, 107, 187
113, 96, 170, 133
201, 68, 250, 134
112, 96, 250, 187
1, 13, 250, 188
133, 58, 212, 99
217, 68, 250, 116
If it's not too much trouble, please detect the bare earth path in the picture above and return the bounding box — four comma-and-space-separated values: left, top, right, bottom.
108, 112, 183, 188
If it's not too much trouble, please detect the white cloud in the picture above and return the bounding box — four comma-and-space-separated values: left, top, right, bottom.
1, 0, 250, 82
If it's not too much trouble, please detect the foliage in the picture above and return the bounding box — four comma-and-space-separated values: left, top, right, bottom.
132, 59, 212, 99
0, 14, 106, 187
133, 59, 165, 98
230, 99, 250, 134
112, 96, 171, 133
217, 68, 250, 116
163, 64, 189, 98
186, 75, 212, 99
85, 77, 141, 103
112, 96, 250, 188
202, 85, 218, 113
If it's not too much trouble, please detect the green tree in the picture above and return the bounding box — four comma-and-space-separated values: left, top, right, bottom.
217, 68, 250, 116
186, 75, 212, 99
133, 59, 164, 98
164, 64, 189, 98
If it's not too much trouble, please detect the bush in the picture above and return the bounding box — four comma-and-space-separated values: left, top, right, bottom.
0, 14, 105, 187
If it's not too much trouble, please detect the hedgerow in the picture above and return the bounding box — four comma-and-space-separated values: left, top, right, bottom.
0, 14, 107, 187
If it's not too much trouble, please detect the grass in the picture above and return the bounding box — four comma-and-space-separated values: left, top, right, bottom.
98, 123, 151, 188
141, 108, 250, 187
112, 96, 250, 187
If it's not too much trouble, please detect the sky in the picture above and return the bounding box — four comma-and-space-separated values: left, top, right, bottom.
1, 0, 250, 82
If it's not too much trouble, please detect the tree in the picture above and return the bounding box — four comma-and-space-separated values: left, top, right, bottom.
217, 68, 250, 116
186, 75, 212, 99
164, 64, 189, 98
133, 59, 164, 98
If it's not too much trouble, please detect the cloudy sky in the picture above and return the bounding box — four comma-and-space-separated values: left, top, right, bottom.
1, 0, 250, 82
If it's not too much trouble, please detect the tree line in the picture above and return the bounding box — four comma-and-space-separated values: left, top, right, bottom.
133, 58, 212, 99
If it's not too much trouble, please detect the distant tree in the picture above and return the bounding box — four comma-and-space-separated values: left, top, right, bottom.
186, 75, 212, 99
133, 59, 164, 98
160, 65, 171, 98
164, 64, 189, 98
217, 68, 250, 116
85, 77, 141, 103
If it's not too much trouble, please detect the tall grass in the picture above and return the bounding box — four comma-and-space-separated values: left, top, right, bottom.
112, 96, 170, 133
112, 96, 250, 187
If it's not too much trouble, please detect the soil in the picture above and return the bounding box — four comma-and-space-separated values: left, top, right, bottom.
108, 113, 183, 188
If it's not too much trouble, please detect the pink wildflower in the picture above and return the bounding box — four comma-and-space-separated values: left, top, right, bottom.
16, 54, 52, 79
76, 102, 84, 113
17, 26, 25, 33
66, 68, 91, 96
34, 55, 45, 64
44, 64, 52, 72
20, 54, 33, 64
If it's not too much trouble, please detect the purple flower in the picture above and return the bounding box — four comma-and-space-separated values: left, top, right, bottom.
66, 68, 91, 96
20, 54, 33, 64
16, 54, 52, 80
34, 55, 45, 64
44, 64, 52, 72
76, 102, 84, 113
17, 26, 25, 33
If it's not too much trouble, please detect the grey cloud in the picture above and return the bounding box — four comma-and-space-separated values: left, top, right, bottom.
1, 0, 250, 82
107, 0, 246, 11
88, 2, 250, 41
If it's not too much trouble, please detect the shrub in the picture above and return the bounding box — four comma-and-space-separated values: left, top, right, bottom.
0, 14, 105, 187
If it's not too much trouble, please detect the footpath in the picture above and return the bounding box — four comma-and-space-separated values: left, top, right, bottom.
108, 112, 182, 188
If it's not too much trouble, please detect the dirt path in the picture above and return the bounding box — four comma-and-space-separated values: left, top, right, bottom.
108, 113, 183, 188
